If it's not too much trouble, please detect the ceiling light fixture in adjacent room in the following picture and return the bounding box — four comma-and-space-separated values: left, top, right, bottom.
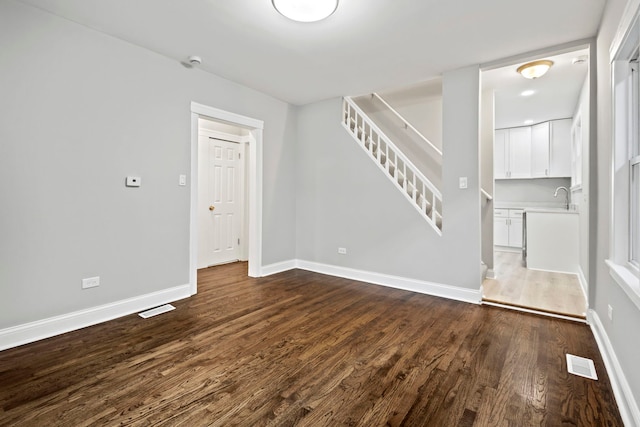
272, 0, 339, 22
517, 60, 554, 79
520, 89, 535, 97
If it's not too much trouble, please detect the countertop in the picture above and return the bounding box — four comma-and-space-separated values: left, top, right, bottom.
494, 201, 571, 210
524, 207, 578, 214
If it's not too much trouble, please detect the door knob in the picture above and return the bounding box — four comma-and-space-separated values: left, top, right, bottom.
209, 205, 215, 211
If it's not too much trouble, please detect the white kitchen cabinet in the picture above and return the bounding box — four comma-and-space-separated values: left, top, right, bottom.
494, 127, 531, 179
495, 120, 571, 179
508, 127, 532, 178
494, 208, 523, 248
550, 119, 572, 177
531, 122, 550, 177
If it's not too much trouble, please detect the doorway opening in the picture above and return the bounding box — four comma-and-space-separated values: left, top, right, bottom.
197, 118, 248, 269
189, 102, 264, 295
480, 43, 592, 320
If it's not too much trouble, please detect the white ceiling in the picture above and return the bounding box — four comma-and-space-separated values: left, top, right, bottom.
483, 48, 590, 129
17, 0, 605, 106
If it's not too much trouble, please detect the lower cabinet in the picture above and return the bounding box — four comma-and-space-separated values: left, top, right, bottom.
494, 209, 523, 248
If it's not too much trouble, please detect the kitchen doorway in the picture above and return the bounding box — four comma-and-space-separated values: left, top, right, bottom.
480, 44, 592, 318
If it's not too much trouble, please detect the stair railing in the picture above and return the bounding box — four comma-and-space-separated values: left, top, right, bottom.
371, 93, 443, 158
342, 96, 443, 234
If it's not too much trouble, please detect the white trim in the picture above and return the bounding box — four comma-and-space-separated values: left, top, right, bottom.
526, 266, 579, 275
296, 260, 482, 304
610, 0, 640, 62
191, 102, 264, 130
190, 102, 264, 290
198, 128, 250, 143
258, 259, 481, 303
261, 260, 298, 276
485, 268, 496, 280
0, 285, 191, 352
577, 265, 589, 303
588, 309, 640, 427
482, 300, 587, 323
481, 39, 592, 72
606, 259, 640, 311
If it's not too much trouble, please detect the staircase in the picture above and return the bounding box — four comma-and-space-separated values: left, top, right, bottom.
342, 96, 443, 234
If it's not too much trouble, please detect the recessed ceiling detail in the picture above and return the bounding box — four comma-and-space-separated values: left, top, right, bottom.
272, 0, 338, 22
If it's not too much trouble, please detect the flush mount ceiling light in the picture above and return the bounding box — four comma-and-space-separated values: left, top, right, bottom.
517, 60, 554, 79
272, 0, 338, 22
520, 89, 535, 97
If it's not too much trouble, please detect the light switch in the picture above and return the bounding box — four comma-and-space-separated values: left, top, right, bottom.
179, 174, 187, 186
126, 176, 141, 187
459, 177, 468, 189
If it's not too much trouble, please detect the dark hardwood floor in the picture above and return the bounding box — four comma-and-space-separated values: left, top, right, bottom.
0, 262, 623, 426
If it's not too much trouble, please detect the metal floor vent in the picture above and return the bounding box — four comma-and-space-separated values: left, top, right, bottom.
138, 304, 175, 319
566, 354, 598, 380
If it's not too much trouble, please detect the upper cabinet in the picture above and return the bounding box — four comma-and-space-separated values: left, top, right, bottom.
531, 122, 550, 177
495, 127, 531, 179
549, 119, 572, 177
495, 119, 571, 180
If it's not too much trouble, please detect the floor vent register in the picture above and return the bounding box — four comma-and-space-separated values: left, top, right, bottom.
138, 304, 176, 319
566, 354, 598, 380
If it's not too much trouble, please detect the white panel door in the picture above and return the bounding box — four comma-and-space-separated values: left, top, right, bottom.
198, 136, 243, 268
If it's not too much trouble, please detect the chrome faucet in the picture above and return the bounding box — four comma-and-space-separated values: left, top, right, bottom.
554, 186, 569, 210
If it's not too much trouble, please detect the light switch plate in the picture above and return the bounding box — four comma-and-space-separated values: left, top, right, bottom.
179, 174, 187, 186
459, 177, 468, 189
126, 176, 141, 187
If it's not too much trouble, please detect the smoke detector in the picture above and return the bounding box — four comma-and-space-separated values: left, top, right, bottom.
572, 55, 588, 65
188, 55, 202, 65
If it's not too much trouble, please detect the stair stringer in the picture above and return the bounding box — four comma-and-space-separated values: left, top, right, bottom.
342, 96, 443, 235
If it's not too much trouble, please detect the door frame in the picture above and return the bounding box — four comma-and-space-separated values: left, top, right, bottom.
190, 102, 264, 295
197, 128, 248, 269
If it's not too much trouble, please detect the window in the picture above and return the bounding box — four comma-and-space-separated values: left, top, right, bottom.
630, 57, 640, 268
609, 17, 640, 309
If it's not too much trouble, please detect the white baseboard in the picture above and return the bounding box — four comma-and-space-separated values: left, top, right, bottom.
486, 268, 496, 280
0, 284, 191, 352
577, 266, 589, 302
296, 260, 482, 304
588, 309, 640, 427
260, 259, 297, 276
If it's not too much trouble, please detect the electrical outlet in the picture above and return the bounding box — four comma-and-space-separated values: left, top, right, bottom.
607, 304, 613, 321
338, 247, 347, 255
82, 276, 100, 289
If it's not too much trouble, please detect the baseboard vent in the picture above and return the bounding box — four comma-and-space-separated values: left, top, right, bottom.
566, 354, 598, 380
138, 304, 175, 319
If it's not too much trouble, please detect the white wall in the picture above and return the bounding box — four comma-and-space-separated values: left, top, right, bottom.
0, 0, 296, 330
379, 82, 443, 151
480, 90, 495, 272
572, 74, 591, 289
295, 68, 481, 291
594, 0, 640, 418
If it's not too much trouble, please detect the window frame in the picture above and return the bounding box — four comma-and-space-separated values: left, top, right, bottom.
608, 10, 640, 311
